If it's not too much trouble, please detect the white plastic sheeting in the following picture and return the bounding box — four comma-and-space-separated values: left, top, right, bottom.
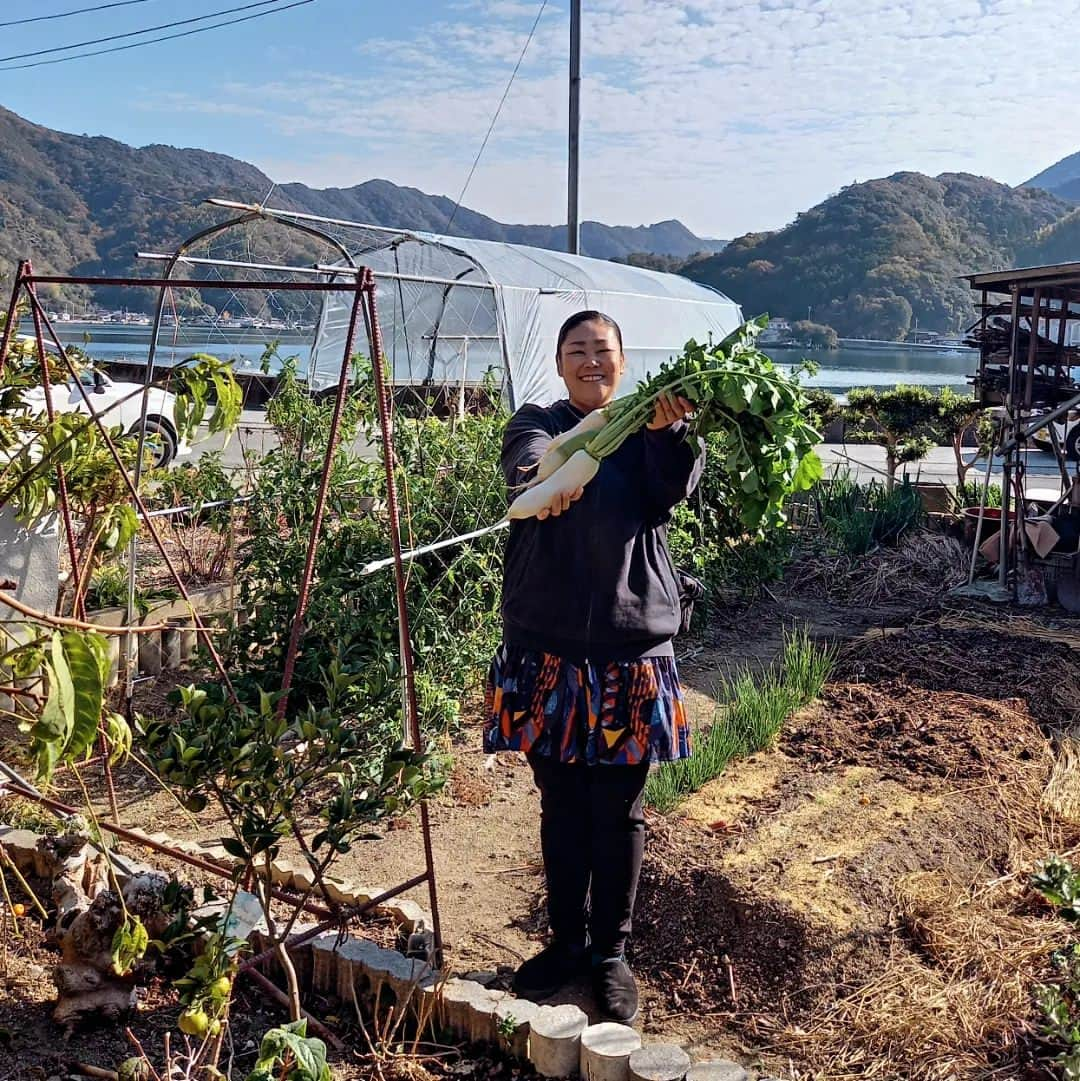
308, 229, 742, 407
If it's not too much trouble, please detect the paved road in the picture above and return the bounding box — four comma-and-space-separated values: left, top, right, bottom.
188, 410, 1073, 495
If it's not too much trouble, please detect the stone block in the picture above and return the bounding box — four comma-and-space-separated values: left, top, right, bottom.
467, 986, 507, 1042
529, 1003, 588, 1078
494, 997, 541, 1059
439, 978, 485, 1038
384, 898, 430, 932
311, 931, 343, 994
334, 936, 381, 1003
628, 1046, 692, 1081
0, 831, 41, 877
581, 1022, 642, 1081
269, 859, 296, 887
685, 1064, 751, 1081
291, 866, 317, 892
321, 876, 357, 906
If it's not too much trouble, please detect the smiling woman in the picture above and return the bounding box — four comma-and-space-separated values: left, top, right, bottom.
483, 309, 701, 1025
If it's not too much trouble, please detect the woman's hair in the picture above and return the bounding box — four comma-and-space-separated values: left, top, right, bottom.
555, 310, 623, 357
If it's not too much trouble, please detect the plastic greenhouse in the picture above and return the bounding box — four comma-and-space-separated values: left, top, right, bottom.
305, 224, 743, 407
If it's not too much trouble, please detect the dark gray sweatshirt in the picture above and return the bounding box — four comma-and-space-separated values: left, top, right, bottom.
500, 399, 704, 663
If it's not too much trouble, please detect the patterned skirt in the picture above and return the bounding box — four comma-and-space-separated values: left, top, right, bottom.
483, 643, 692, 766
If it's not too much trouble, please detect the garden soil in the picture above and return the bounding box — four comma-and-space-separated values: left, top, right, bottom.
5, 571, 1080, 1078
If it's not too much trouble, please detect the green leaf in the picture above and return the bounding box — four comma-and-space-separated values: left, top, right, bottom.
793, 451, 824, 491
111, 915, 149, 975
60, 631, 106, 765
29, 633, 75, 781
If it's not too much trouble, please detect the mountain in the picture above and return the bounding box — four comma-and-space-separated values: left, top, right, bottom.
0, 105, 722, 312
682, 172, 1072, 340
1020, 206, 1080, 266
1024, 151, 1080, 203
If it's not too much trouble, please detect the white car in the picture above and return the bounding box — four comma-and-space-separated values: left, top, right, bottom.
21, 366, 189, 468
1032, 410, 1080, 461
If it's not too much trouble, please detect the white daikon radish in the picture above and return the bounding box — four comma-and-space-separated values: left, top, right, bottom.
508, 449, 600, 520
536, 408, 610, 480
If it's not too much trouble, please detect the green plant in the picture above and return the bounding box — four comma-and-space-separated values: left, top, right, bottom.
936, 389, 994, 491
525, 319, 823, 533
815, 471, 924, 555
845, 385, 941, 492
231, 360, 504, 744
496, 1010, 518, 1045
646, 627, 834, 811
247, 1020, 331, 1081
1037, 945, 1080, 1081
956, 480, 1003, 510
1034, 857, 1080, 923
140, 671, 444, 1020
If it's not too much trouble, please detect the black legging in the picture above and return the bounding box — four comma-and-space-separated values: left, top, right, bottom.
528, 755, 650, 960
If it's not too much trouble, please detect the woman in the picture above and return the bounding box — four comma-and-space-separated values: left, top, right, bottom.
484, 310, 701, 1023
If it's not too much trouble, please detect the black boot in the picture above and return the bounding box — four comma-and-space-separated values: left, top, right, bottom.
512, 940, 589, 1000
592, 956, 639, 1023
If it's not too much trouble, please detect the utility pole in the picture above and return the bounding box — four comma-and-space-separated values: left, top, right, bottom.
567, 0, 581, 255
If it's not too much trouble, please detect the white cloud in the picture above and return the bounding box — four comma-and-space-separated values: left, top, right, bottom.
145, 0, 1080, 237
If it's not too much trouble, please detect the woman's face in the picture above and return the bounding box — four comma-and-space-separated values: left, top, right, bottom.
557, 319, 625, 412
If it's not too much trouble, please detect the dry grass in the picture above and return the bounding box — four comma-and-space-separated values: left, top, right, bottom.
789, 531, 970, 607
781, 868, 1067, 1080
775, 762, 1080, 1081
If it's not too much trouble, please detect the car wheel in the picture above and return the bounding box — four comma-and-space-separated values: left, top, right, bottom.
134, 419, 177, 469
1066, 425, 1080, 463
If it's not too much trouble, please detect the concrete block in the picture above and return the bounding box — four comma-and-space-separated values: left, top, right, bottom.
321, 876, 356, 906
0, 829, 43, 874
629, 1046, 692, 1081
581, 1023, 643, 1081
467, 986, 507, 1043
529, 1003, 588, 1078
685, 1065, 750, 1081
353, 884, 388, 907
384, 898, 429, 932
269, 859, 296, 887
439, 978, 485, 1038
291, 866, 317, 892
494, 997, 541, 1059
138, 632, 163, 676
334, 936, 381, 1003
311, 931, 343, 994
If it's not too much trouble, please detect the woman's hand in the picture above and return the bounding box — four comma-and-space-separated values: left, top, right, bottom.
536, 485, 585, 520
646, 392, 695, 430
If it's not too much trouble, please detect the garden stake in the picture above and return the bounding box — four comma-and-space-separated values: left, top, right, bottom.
0, 258, 26, 381
363, 278, 444, 966
274, 278, 366, 718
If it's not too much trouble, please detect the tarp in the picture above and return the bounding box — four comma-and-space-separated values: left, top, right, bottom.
308, 229, 742, 408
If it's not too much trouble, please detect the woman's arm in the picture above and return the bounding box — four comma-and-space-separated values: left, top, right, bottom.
501, 404, 556, 489
502, 405, 586, 520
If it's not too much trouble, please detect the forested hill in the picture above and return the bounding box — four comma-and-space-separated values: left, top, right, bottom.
682, 172, 1072, 340
0, 105, 721, 309
1024, 151, 1080, 204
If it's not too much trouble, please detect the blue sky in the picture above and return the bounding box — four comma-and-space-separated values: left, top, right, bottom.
3, 0, 1080, 238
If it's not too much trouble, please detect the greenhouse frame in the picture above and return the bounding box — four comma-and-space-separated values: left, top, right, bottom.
282, 210, 744, 407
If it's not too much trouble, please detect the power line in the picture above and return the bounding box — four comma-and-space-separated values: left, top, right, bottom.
0, 0, 314, 71
444, 0, 548, 234
0, 0, 163, 29
0, 0, 289, 63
